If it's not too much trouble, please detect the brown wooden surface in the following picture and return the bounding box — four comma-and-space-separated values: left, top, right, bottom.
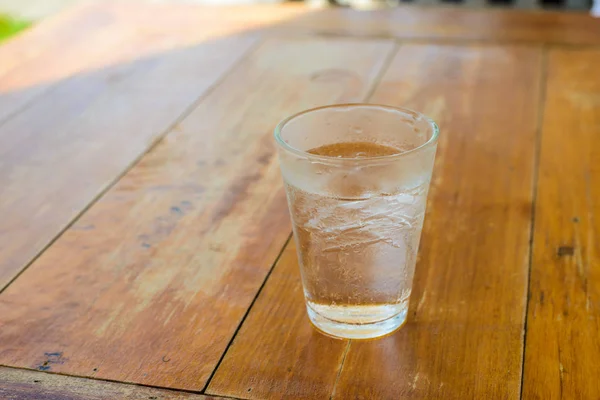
1, 2, 599, 399
96, 2, 600, 45
207, 241, 350, 399
0, 37, 393, 391
0, 367, 215, 400
333, 44, 541, 399
209, 43, 542, 399
278, 6, 600, 45
0, 2, 115, 122
523, 49, 600, 400
0, 15, 258, 288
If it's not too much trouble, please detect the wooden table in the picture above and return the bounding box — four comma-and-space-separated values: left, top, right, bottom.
0, 1, 599, 399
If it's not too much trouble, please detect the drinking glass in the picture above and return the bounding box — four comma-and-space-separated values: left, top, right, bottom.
274, 104, 438, 339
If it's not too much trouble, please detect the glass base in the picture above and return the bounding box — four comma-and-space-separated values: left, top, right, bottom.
306, 303, 408, 340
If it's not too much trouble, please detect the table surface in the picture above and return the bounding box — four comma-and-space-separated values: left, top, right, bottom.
0, 1, 599, 399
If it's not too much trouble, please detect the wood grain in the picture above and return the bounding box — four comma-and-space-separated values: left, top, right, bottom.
0, 38, 394, 391
0, 30, 258, 289
209, 44, 542, 399
0, 367, 215, 400
523, 49, 600, 400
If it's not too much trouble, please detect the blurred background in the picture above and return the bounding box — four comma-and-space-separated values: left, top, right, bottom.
0, 0, 598, 29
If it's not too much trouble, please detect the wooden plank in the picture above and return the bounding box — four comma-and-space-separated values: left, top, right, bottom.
104, 1, 312, 40
208, 44, 542, 399
523, 49, 600, 400
1, 0, 315, 287
0, 0, 301, 82
185, 4, 600, 45
294, 6, 600, 45
0, 37, 394, 391
1, 0, 594, 128
0, 367, 215, 400
0, 0, 304, 124
0, 31, 259, 288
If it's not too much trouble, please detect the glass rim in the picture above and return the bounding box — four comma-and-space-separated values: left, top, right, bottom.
274, 103, 439, 164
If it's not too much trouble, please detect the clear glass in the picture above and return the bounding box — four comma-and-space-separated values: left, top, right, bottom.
275, 104, 439, 340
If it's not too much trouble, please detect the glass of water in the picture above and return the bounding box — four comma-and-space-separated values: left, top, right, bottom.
274, 104, 439, 340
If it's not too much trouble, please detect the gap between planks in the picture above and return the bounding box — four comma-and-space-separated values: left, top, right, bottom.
201, 234, 293, 393
518, 45, 548, 400
305, 33, 600, 49
0, 364, 244, 400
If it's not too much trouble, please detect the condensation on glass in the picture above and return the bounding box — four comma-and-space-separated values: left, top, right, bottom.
275, 104, 439, 339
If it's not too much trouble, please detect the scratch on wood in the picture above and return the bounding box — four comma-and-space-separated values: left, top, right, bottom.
572, 219, 588, 293
586, 296, 591, 312
412, 372, 420, 390
163, 307, 177, 326
558, 343, 564, 398
428, 97, 447, 120
94, 304, 124, 337
417, 289, 428, 312
584, 171, 595, 309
